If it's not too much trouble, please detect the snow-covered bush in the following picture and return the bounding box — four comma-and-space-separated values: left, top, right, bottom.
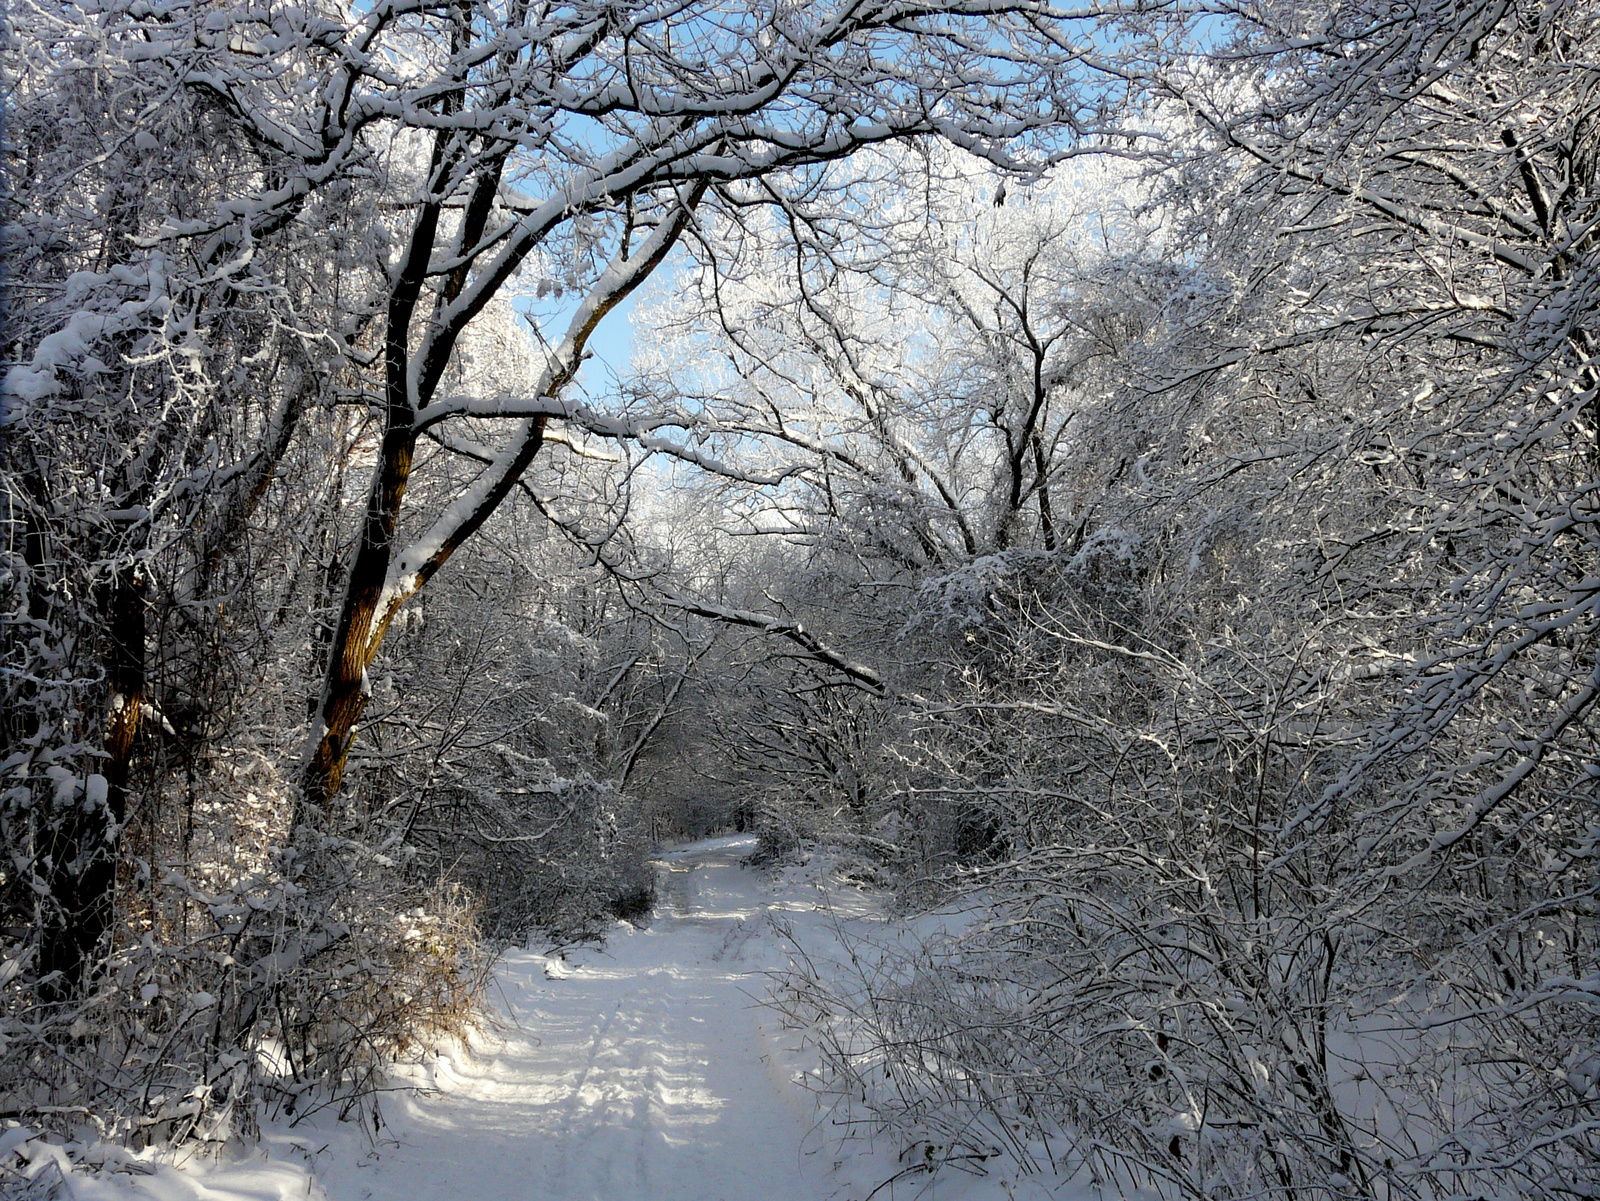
0, 770, 492, 1147
779, 573, 1598, 1196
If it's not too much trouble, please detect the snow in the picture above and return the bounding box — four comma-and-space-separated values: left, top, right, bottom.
11, 836, 1098, 1201
294, 834, 836, 1201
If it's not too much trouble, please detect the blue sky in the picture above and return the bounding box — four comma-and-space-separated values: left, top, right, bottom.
516, 288, 640, 389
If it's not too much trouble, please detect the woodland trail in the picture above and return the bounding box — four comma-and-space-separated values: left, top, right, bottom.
306, 835, 838, 1201
63, 838, 1082, 1201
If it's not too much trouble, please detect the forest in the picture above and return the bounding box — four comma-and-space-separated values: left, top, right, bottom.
1, 0, 1596, 1197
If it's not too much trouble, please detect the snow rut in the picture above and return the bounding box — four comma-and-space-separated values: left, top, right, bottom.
304, 835, 829, 1201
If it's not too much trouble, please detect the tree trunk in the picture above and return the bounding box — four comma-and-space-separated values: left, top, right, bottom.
298, 421, 418, 817
39, 564, 144, 997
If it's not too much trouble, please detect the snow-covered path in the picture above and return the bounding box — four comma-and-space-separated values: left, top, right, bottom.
306, 834, 837, 1201
44, 835, 1092, 1201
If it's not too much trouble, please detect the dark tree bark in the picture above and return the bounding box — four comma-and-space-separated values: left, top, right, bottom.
39, 565, 144, 998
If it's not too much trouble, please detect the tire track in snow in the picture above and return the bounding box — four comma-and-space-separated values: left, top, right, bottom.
547, 982, 632, 1194
298, 834, 836, 1201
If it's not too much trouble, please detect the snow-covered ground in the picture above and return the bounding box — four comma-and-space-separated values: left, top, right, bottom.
298, 833, 845, 1201
8, 835, 1087, 1201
